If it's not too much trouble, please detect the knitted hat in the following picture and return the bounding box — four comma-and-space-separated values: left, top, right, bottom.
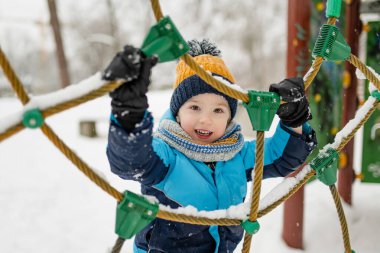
170, 39, 238, 118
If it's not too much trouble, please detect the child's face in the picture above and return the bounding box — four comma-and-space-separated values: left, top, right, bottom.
177, 93, 231, 145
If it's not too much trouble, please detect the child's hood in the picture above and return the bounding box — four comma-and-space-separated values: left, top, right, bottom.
159, 109, 176, 123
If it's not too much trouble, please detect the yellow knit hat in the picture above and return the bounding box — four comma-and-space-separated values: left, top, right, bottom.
170, 39, 238, 118
173, 54, 236, 88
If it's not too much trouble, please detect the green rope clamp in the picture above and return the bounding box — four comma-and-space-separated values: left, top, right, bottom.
243, 91, 280, 131
310, 148, 339, 186
241, 220, 260, 235
141, 16, 189, 62
326, 0, 342, 18
115, 191, 159, 239
371, 90, 380, 100
312, 24, 351, 62
22, 108, 44, 129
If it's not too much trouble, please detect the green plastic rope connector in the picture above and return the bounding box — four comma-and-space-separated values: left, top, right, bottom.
141, 16, 189, 62
115, 191, 159, 239
22, 108, 44, 129
371, 90, 380, 100
241, 220, 260, 235
312, 24, 351, 61
326, 0, 342, 18
310, 148, 339, 186
243, 91, 280, 131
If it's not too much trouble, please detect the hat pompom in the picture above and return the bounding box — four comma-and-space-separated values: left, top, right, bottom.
187, 39, 221, 57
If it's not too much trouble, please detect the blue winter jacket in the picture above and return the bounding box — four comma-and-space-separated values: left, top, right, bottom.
107, 110, 316, 253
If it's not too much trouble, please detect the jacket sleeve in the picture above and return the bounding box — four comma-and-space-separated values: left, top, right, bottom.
242, 121, 317, 181
106, 111, 169, 186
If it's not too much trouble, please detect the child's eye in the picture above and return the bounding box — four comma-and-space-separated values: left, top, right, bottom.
190, 105, 200, 111
214, 108, 224, 113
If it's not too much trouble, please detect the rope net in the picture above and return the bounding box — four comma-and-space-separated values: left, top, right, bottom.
0, 1, 379, 252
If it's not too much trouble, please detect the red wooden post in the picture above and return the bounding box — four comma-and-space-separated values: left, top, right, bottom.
282, 0, 311, 249
338, 0, 361, 205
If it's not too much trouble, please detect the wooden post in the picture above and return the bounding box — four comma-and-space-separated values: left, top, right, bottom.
47, 0, 71, 88
79, 120, 98, 138
282, 0, 311, 249
338, 0, 361, 205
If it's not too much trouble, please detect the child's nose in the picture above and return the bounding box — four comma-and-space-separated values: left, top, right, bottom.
198, 113, 212, 124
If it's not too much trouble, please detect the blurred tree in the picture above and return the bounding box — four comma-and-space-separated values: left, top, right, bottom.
0, 0, 288, 93
47, 0, 71, 88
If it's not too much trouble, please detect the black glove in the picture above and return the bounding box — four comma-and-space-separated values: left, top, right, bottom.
103, 45, 142, 81
269, 77, 312, 128
103, 45, 158, 131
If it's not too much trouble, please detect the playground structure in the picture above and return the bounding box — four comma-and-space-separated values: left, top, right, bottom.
0, 0, 380, 252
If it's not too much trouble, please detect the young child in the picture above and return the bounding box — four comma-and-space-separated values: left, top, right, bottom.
104, 39, 316, 253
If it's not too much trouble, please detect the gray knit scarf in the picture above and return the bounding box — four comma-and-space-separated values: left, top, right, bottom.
154, 119, 244, 162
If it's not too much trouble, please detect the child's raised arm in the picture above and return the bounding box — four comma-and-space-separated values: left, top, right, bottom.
104, 46, 169, 186
103, 45, 157, 132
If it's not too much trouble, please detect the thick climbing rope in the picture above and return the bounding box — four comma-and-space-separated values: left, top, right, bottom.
40, 123, 124, 201
0, 47, 30, 104
330, 184, 352, 253
348, 54, 380, 89
0, 79, 124, 142
157, 210, 240, 226
0, 122, 24, 142
242, 131, 264, 253
0, 1, 379, 252
338, 101, 379, 152
41, 81, 124, 117
0, 46, 124, 202
111, 237, 126, 253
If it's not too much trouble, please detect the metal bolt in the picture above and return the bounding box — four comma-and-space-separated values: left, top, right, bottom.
29, 119, 37, 126
332, 31, 336, 36
257, 96, 261, 101
326, 49, 330, 54
127, 203, 134, 208
147, 210, 153, 216
178, 43, 184, 49
165, 23, 171, 30
273, 98, 277, 103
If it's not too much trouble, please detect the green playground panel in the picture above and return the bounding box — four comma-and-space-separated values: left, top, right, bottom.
361, 21, 380, 183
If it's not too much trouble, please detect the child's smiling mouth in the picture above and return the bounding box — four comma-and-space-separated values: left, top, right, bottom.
195, 129, 213, 139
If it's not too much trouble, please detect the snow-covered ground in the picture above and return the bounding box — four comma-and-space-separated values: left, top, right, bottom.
1, 89, 380, 253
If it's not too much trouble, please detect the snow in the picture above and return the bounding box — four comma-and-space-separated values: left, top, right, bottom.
356, 66, 380, 93
303, 65, 315, 83
259, 165, 313, 211
208, 72, 248, 95
1, 89, 380, 253
329, 96, 378, 150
